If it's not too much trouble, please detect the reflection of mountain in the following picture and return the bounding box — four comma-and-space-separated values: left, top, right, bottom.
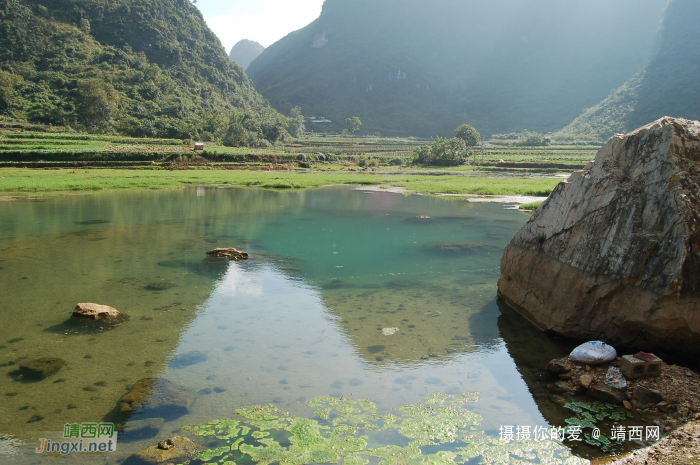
319, 274, 504, 365
496, 298, 579, 428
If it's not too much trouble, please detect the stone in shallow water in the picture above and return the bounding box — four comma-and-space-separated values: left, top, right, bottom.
125, 436, 204, 465
72, 302, 121, 320
168, 351, 208, 368
123, 418, 164, 439
115, 378, 194, 421
144, 282, 177, 291
422, 241, 485, 254
206, 247, 249, 261
18, 357, 65, 379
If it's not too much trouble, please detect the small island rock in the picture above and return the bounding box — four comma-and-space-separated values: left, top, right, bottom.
124, 436, 204, 465
206, 248, 249, 261
73, 303, 121, 320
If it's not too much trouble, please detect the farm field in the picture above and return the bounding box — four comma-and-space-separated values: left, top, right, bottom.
0, 124, 595, 197
0, 125, 598, 170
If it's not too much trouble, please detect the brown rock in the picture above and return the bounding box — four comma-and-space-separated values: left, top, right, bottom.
545, 358, 573, 374
635, 385, 664, 404
587, 382, 627, 404
580, 374, 594, 388
73, 303, 121, 320
658, 401, 672, 412
125, 436, 204, 465
206, 248, 249, 261
498, 117, 700, 356
623, 400, 632, 410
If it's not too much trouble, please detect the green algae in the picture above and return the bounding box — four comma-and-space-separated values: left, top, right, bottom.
561, 401, 633, 454
185, 392, 589, 465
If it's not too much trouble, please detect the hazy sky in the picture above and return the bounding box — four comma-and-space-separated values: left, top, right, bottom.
196, 0, 325, 52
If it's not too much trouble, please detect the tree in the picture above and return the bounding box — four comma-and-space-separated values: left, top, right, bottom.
76, 79, 120, 129
343, 116, 362, 145
0, 70, 23, 113
454, 124, 480, 147
287, 106, 305, 138
343, 117, 362, 136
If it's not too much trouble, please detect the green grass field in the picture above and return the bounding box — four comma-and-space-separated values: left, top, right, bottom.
0, 168, 561, 196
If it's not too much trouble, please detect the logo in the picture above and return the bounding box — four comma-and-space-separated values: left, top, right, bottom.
35, 423, 117, 455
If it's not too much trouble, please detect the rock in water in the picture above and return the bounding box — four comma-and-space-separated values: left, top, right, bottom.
125, 436, 204, 465
115, 378, 194, 421
73, 303, 121, 320
498, 117, 700, 355
206, 248, 249, 261
18, 357, 65, 379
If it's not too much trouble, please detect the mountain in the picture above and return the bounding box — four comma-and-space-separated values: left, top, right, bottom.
557, 0, 700, 142
229, 39, 265, 70
0, 0, 282, 142
246, 0, 666, 137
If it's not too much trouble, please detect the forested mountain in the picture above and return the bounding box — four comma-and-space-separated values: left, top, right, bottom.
0, 0, 285, 143
557, 0, 700, 142
247, 0, 666, 138
229, 39, 265, 70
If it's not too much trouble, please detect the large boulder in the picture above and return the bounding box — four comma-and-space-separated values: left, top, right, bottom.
498, 117, 700, 355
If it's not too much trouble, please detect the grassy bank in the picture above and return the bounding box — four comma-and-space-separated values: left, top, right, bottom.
0, 168, 560, 196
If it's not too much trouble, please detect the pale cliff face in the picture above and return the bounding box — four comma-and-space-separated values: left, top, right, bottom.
498, 117, 700, 354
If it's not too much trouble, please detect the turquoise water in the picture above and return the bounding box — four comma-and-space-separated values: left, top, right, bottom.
0, 187, 581, 463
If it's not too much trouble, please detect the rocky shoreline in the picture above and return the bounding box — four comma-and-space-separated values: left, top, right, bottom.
545, 355, 700, 464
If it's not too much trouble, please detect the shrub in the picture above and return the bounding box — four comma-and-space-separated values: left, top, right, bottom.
413, 137, 467, 166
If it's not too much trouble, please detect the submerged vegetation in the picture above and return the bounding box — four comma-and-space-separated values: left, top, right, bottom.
185, 392, 588, 465
562, 401, 633, 454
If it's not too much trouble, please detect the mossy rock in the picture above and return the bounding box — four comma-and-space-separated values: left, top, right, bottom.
114, 378, 194, 422
18, 357, 65, 380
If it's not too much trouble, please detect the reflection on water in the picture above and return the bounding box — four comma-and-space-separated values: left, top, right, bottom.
0, 187, 579, 463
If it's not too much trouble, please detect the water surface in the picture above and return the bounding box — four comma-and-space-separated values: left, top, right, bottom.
0, 186, 577, 463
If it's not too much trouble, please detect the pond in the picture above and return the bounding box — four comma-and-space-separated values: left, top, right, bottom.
0, 186, 597, 464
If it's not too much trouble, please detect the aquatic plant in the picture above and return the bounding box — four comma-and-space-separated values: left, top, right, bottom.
185, 392, 588, 464
563, 401, 633, 453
